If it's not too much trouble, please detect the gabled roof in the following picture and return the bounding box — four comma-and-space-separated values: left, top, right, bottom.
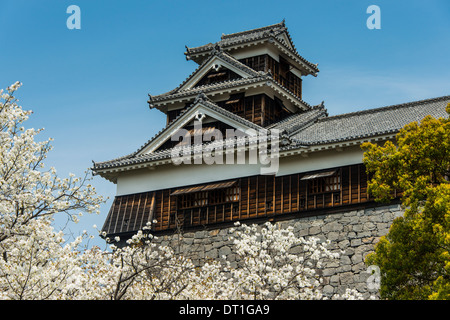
138, 93, 264, 155
184, 21, 319, 76
93, 93, 265, 176
148, 23, 317, 113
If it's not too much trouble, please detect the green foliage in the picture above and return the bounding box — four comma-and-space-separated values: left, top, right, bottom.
362, 103, 450, 300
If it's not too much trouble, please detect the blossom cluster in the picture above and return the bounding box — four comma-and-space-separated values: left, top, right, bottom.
1, 218, 365, 300
0, 82, 105, 246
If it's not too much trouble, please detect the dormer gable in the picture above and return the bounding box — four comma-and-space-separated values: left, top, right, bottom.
136, 94, 263, 156
193, 66, 241, 88
274, 30, 295, 52
177, 51, 260, 92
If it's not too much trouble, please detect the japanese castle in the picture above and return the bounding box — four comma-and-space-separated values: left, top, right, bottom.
92, 21, 450, 242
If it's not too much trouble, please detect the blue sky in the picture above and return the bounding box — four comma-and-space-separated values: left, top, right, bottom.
1, 0, 450, 248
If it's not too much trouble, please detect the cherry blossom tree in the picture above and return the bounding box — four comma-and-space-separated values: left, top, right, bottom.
0, 82, 105, 298
0, 82, 104, 244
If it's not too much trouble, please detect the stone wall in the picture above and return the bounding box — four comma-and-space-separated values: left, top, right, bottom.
153, 203, 404, 299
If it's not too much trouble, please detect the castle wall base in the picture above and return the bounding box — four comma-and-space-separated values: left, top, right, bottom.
151, 203, 403, 299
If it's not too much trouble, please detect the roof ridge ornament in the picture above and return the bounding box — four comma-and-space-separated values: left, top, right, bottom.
185, 45, 191, 60
147, 94, 154, 108
210, 43, 223, 56
194, 92, 209, 104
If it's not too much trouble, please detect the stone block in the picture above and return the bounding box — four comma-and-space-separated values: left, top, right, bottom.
328, 231, 340, 241
364, 222, 376, 231
309, 226, 321, 235
322, 268, 336, 277
351, 253, 363, 264
344, 210, 357, 217
338, 239, 350, 249
322, 221, 343, 233
340, 272, 355, 285
340, 255, 351, 266
330, 275, 340, 285
323, 285, 335, 295
219, 245, 232, 258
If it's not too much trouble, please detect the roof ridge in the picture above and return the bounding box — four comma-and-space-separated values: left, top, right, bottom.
93, 153, 135, 167
177, 51, 262, 91
220, 21, 285, 40
177, 74, 266, 93
319, 95, 450, 123
151, 74, 269, 102
218, 51, 261, 76
270, 37, 319, 73
268, 107, 328, 134
149, 72, 313, 112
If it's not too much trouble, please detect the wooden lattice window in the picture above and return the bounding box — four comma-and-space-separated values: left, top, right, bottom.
302, 170, 341, 195
239, 55, 268, 72
225, 186, 240, 202
224, 93, 244, 114
209, 189, 226, 205
179, 191, 208, 209
173, 181, 240, 209
209, 186, 240, 205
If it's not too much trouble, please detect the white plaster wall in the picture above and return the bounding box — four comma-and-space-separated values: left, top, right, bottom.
230, 45, 280, 63
115, 146, 364, 196
277, 146, 364, 177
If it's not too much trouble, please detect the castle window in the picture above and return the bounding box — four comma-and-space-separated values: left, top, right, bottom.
179, 191, 208, 209
301, 170, 341, 195
224, 93, 245, 114
172, 181, 239, 209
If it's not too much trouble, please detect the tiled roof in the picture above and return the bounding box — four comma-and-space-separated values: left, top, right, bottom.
187, 21, 292, 54
291, 95, 450, 145
268, 104, 328, 134
93, 95, 450, 174
148, 27, 315, 111
149, 72, 269, 104
184, 21, 319, 75
148, 70, 312, 111
93, 94, 265, 171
